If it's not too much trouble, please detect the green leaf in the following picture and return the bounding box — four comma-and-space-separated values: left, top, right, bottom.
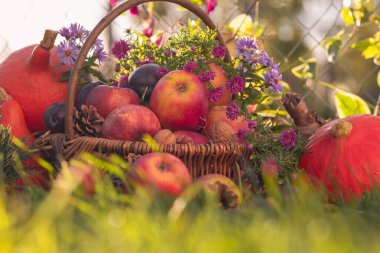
362, 44, 380, 59
324, 37, 342, 62
334, 90, 371, 118
291, 58, 317, 80
225, 14, 265, 38
341, 8, 355, 25
351, 38, 375, 51
257, 110, 288, 117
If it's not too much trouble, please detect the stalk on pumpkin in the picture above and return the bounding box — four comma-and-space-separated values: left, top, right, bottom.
281, 92, 324, 138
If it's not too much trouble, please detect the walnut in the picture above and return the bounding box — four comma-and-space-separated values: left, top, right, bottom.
209, 121, 238, 144
153, 129, 177, 144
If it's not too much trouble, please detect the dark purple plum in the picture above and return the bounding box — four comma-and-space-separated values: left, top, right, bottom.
76, 81, 105, 108
127, 63, 161, 102
44, 102, 65, 133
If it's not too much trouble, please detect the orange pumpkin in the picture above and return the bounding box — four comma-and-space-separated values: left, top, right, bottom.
0, 30, 70, 132
299, 114, 380, 200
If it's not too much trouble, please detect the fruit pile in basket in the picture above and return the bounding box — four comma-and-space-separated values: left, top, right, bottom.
43, 21, 283, 146
1, 19, 380, 203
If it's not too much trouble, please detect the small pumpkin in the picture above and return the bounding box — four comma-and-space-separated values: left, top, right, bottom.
0, 88, 49, 189
298, 114, 380, 200
0, 30, 70, 132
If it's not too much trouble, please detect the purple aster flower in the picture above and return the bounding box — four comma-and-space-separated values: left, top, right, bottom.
208, 87, 224, 103
269, 83, 284, 94
198, 71, 216, 83
156, 67, 169, 78
191, 46, 196, 51
111, 39, 130, 60
226, 76, 245, 94
115, 64, 121, 72
258, 51, 273, 67
164, 50, 171, 57
58, 27, 71, 40
236, 37, 259, 62
57, 40, 79, 66
93, 47, 107, 63
69, 23, 89, 42
247, 120, 257, 129
236, 66, 247, 73
211, 45, 226, 59
236, 37, 257, 54
279, 129, 297, 148
183, 61, 198, 73
226, 103, 240, 121
263, 64, 283, 93
119, 74, 129, 88
236, 37, 258, 51
92, 38, 104, 51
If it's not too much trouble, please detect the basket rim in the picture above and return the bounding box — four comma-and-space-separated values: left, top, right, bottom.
65, 0, 232, 140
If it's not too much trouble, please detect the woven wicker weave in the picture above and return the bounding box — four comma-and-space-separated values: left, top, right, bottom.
39, 0, 251, 179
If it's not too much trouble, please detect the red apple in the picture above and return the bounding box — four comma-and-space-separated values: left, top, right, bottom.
204, 106, 250, 142
85, 85, 140, 118
174, 130, 209, 144
207, 63, 232, 106
130, 152, 192, 196
150, 70, 209, 131
195, 174, 242, 208
101, 104, 161, 141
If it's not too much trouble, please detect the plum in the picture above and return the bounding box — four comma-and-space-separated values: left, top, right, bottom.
127, 63, 161, 102
76, 81, 104, 108
43, 102, 65, 133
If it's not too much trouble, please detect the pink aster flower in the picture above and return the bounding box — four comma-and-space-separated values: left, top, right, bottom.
57, 40, 79, 66
208, 87, 224, 103
130, 6, 140, 16
226, 76, 245, 94
247, 120, 257, 129
156, 67, 169, 79
183, 61, 198, 73
119, 74, 129, 88
236, 129, 247, 140
198, 70, 216, 83
211, 45, 226, 59
207, 0, 218, 14
226, 103, 240, 121
279, 129, 297, 148
111, 39, 131, 60
261, 156, 280, 178
109, 0, 117, 7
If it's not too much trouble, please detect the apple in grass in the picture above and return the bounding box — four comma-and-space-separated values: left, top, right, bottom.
85, 85, 140, 118
149, 70, 209, 131
130, 152, 192, 196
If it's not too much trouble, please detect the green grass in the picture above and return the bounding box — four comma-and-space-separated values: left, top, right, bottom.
1, 156, 380, 253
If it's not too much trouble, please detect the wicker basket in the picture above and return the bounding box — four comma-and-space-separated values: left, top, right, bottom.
37, 0, 251, 179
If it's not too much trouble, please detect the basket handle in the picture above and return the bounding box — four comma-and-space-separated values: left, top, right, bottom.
65, 0, 231, 140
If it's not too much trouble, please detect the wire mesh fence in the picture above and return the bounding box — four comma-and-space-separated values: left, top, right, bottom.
0, 0, 379, 117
